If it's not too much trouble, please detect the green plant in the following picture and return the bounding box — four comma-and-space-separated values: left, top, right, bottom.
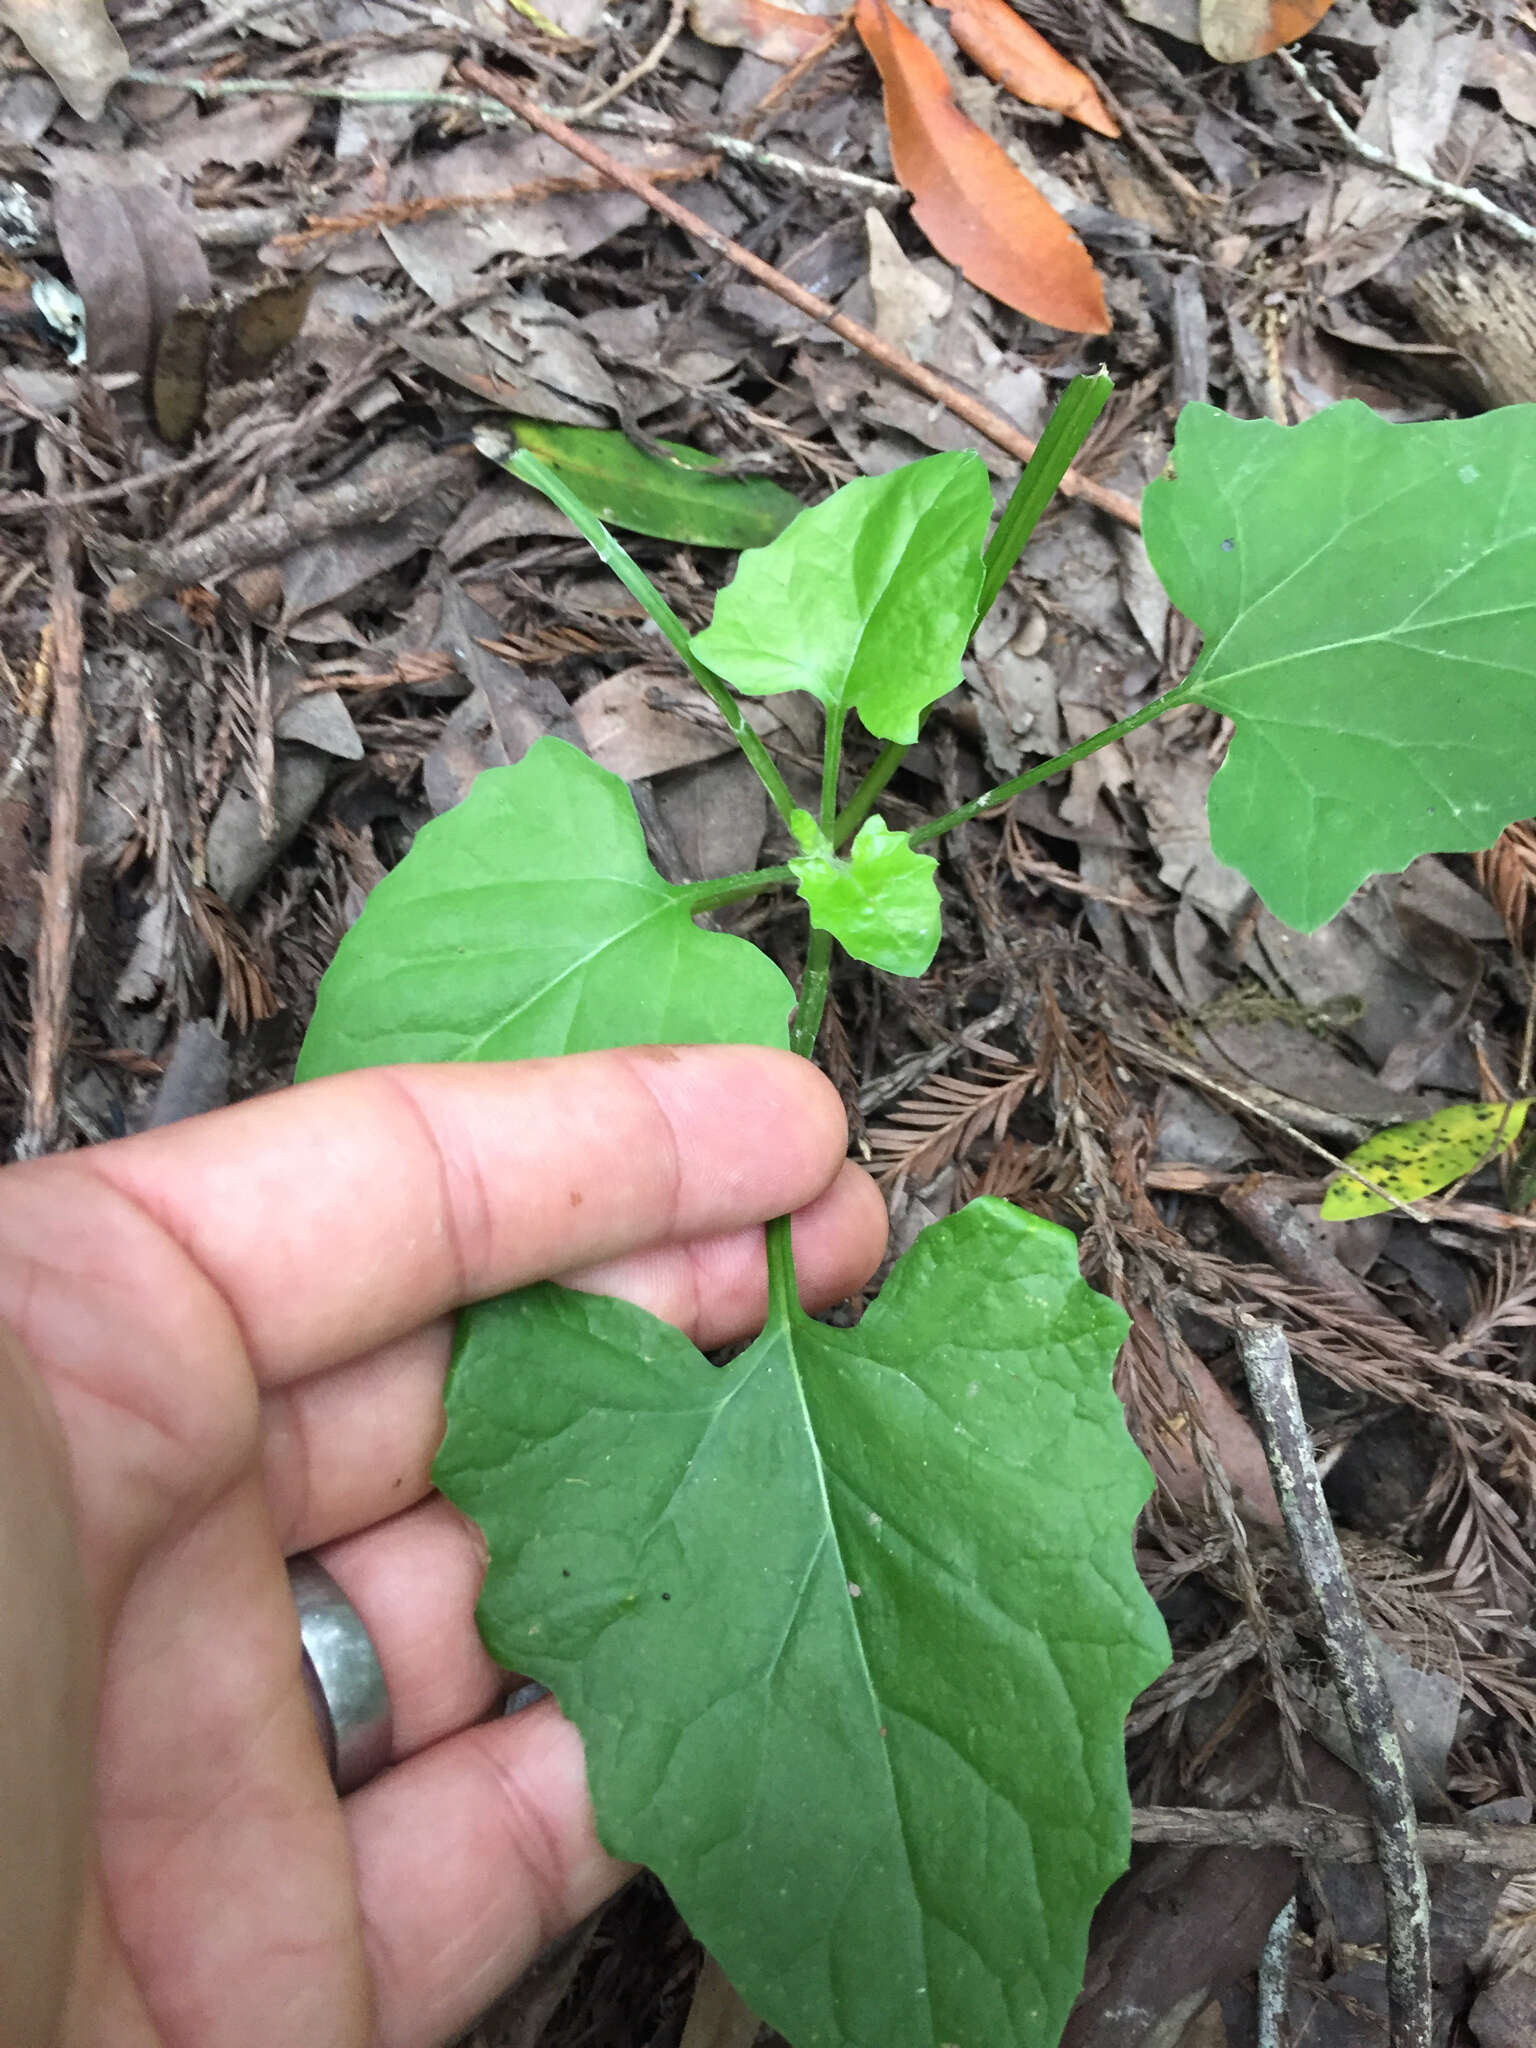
298, 380, 1536, 2048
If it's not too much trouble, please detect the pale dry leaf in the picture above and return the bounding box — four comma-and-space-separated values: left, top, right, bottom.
1199, 0, 1336, 64
574, 670, 781, 783
863, 207, 951, 357
0, 0, 126, 121
1466, 41, 1536, 131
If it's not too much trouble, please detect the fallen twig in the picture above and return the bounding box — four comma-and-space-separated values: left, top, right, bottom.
18, 442, 89, 1158
1235, 1318, 1432, 2048
458, 61, 1143, 527
1131, 1803, 1536, 1869
1257, 1894, 1297, 2048
268, 160, 716, 251
119, 70, 901, 205
104, 447, 475, 615
1148, 1162, 1536, 1238
742, 8, 854, 133
566, 0, 688, 118
1277, 48, 1536, 251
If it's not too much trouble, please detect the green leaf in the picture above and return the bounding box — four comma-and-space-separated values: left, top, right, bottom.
1143, 400, 1536, 931
297, 738, 792, 1078
496, 418, 801, 549
791, 815, 941, 976
1321, 1097, 1532, 1219
691, 450, 993, 744
435, 1198, 1167, 2048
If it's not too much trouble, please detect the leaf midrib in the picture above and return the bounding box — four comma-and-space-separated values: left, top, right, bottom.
459, 887, 681, 1057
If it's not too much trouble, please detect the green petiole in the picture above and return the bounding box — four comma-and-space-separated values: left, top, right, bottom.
975, 371, 1113, 624
491, 440, 800, 830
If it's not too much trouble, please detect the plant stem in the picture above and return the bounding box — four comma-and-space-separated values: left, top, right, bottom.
790, 926, 833, 1058
834, 738, 906, 847
684, 863, 794, 911
764, 1214, 801, 1329
975, 372, 1114, 624
909, 685, 1191, 849
501, 446, 799, 828
821, 713, 844, 835
764, 925, 835, 1329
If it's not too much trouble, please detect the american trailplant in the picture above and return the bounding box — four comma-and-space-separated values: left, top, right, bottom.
300, 380, 1536, 2048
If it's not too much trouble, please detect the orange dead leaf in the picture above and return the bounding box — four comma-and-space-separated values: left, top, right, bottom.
929, 0, 1118, 136
854, 0, 1109, 333
1200, 0, 1336, 63
688, 0, 831, 64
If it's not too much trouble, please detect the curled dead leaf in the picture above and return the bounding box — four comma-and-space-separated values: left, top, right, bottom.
1199, 0, 1336, 64
855, 0, 1109, 333
0, 0, 127, 121
929, 0, 1118, 135
688, 0, 832, 63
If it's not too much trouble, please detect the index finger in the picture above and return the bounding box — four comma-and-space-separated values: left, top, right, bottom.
38, 1046, 851, 1386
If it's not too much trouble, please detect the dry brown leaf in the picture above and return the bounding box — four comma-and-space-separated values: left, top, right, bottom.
688, 0, 831, 64
1199, 0, 1336, 64
928, 0, 1118, 135
854, 0, 1109, 333
0, 0, 126, 121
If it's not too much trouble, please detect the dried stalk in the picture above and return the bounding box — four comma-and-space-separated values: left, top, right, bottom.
1132, 1804, 1536, 1869
106, 448, 475, 614
1235, 1318, 1432, 2048
18, 442, 89, 1158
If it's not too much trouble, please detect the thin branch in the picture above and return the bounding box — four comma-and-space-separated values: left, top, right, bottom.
565, 0, 687, 119
1277, 48, 1536, 250
1235, 1318, 1432, 2048
18, 442, 89, 1158
104, 447, 476, 615
1257, 1894, 1297, 2048
1131, 1804, 1536, 1869
457, 62, 1142, 527
119, 69, 902, 205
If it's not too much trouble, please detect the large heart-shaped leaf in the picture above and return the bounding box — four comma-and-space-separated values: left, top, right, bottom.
1143, 400, 1536, 931
691, 450, 993, 744
435, 1198, 1167, 2048
297, 738, 792, 1078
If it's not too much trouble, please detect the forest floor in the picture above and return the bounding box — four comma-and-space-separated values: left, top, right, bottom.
4, 0, 1536, 2042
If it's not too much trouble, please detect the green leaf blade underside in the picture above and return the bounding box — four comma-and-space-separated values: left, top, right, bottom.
297, 738, 793, 1078
1143, 400, 1536, 932
435, 1199, 1168, 2048
506, 418, 801, 548
691, 450, 993, 744
791, 816, 942, 976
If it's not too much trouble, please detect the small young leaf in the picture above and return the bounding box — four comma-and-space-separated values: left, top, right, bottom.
297, 738, 792, 1077
435, 1198, 1168, 2048
1143, 401, 1536, 931
496, 418, 801, 549
791, 815, 941, 976
1321, 1098, 1532, 1219
691, 449, 992, 744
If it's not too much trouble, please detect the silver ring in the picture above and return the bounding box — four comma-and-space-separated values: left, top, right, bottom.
287, 1554, 393, 1795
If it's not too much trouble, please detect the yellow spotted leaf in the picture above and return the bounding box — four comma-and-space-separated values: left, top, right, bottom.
1321, 1099, 1533, 1220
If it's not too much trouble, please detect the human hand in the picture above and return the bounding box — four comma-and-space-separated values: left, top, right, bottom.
0, 1046, 885, 2048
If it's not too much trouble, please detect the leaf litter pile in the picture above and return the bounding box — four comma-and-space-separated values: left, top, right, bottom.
7, 0, 1536, 2042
